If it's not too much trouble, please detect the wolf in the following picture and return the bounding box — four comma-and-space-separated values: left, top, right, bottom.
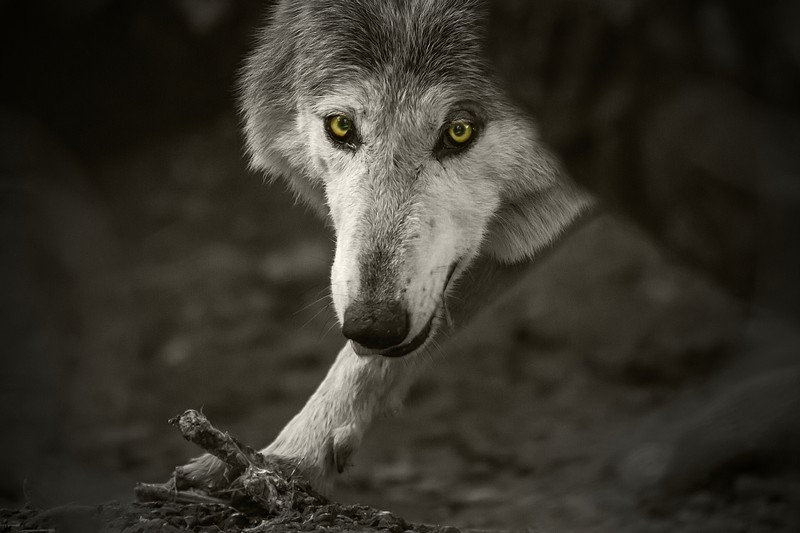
182, 0, 594, 493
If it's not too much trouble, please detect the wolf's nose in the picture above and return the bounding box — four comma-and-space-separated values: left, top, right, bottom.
342, 300, 409, 349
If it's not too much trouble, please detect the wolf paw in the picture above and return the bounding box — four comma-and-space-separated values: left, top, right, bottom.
260, 422, 363, 494
170, 419, 363, 496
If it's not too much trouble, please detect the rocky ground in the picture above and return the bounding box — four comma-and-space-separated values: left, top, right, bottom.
1, 1, 799, 532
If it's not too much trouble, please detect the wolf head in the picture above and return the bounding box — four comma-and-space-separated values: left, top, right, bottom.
240, 0, 592, 357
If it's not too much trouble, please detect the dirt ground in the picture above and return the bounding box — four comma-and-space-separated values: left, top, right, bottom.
2, 1, 800, 532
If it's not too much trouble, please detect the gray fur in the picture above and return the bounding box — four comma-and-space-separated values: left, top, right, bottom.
239, 0, 591, 264
179, 0, 595, 492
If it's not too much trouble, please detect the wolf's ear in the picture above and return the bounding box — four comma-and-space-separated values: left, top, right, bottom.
238, 3, 328, 217
484, 119, 595, 263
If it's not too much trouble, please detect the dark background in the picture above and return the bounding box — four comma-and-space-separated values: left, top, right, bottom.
1, 0, 799, 531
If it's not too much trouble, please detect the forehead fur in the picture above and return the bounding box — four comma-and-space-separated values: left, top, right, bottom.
247, 0, 491, 102
299, 0, 487, 92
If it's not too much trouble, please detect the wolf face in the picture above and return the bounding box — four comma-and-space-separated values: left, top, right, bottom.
240, 0, 591, 357
310, 84, 504, 356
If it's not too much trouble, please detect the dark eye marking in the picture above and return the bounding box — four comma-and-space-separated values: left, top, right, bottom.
433, 105, 484, 159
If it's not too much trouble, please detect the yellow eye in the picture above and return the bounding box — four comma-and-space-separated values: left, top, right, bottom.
328, 114, 353, 140
447, 120, 474, 144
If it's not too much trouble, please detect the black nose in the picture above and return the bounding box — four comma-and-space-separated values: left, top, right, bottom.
342, 299, 409, 349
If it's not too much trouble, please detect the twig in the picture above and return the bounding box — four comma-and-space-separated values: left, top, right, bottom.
138, 409, 327, 515
168, 409, 265, 477
133, 481, 229, 506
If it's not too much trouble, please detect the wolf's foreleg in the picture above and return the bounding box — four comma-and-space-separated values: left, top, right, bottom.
180, 343, 423, 494
262, 343, 423, 492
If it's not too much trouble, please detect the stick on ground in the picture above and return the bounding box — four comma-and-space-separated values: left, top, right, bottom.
135, 409, 326, 515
